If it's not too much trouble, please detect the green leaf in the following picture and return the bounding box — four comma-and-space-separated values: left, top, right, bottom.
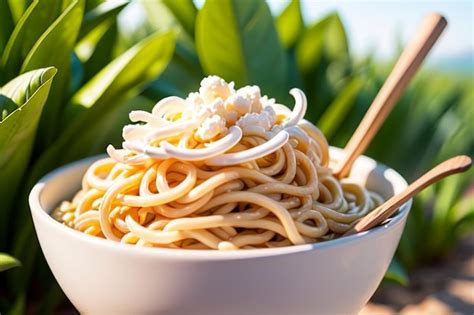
85, 0, 106, 12
454, 209, 474, 239
78, 0, 128, 40
71, 52, 85, 94
0, 95, 17, 121
317, 77, 364, 139
63, 30, 175, 123
21, 0, 85, 147
8, 33, 174, 300
140, 0, 184, 34
145, 43, 204, 100
196, 0, 288, 100
163, 0, 197, 38
0, 67, 57, 247
295, 14, 329, 75
295, 13, 350, 119
430, 174, 465, 235
286, 50, 304, 94
2, 0, 63, 79
0, 253, 21, 272
324, 14, 349, 61
7, 0, 32, 23
6, 292, 25, 315
276, 0, 304, 48
21, 0, 84, 73
76, 18, 113, 62
80, 20, 119, 81
425, 169, 474, 255
5, 96, 152, 303
396, 195, 428, 271
65, 95, 155, 154
140, 0, 197, 60
296, 12, 349, 74
384, 257, 408, 286
0, 0, 14, 56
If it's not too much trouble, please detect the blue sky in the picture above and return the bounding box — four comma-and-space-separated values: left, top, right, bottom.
269, 0, 473, 63
124, 1, 473, 70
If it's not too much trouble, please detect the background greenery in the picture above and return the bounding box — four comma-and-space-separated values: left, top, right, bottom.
0, 0, 472, 313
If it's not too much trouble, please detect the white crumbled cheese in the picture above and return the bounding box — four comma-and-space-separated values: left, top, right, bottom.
188, 98, 217, 122
236, 106, 277, 131
207, 98, 225, 116
195, 115, 227, 141
237, 85, 262, 113
186, 92, 204, 107
263, 106, 277, 125
260, 95, 275, 108
193, 106, 212, 122
199, 75, 235, 103
207, 98, 239, 125
224, 94, 251, 115
182, 77, 280, 138
224, 111, 239, 125
182, 92, 205, 120
119, 75, 305, 163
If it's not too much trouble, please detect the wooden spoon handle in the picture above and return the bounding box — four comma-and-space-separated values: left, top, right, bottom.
344, 155, 472, 236
333, 13, 447, 179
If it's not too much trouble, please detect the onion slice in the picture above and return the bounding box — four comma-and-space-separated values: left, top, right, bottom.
122, 141, 168, 159
160, 126, 243, 161
107, 145, 149, 164
122, 124, 154, 141
152, 96, 188, 117
205, 130, 289, 166
284, 88, 307, 127
129, 111, 166, 127
145, 120, 200, 143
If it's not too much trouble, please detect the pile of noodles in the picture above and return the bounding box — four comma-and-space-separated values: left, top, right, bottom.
52, 76, 383, 250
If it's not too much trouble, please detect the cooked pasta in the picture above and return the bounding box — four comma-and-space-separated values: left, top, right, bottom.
52, 76, 383, 250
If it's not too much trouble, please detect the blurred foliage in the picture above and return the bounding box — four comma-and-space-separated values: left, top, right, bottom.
0, 0, 176, 313
0, 0, 472, 313
0, 253, 21, 272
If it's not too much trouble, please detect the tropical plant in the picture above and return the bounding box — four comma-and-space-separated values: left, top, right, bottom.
0, 0, 472, 313
0, 0, 175, 313
377, 73, 474, 271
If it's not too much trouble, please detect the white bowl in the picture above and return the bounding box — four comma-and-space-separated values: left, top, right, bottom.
30, 148, 411, 315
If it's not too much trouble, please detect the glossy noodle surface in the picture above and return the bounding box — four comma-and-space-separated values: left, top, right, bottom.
52, 76, 383, 250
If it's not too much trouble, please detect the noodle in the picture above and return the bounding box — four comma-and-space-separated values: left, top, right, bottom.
52, 76, 382, 250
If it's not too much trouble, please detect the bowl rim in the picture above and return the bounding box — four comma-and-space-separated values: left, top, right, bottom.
29, 149, 412, 260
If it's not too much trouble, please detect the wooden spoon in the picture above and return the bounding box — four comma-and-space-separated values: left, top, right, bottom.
333, 13, 447, 179
344, 155, 472, 236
